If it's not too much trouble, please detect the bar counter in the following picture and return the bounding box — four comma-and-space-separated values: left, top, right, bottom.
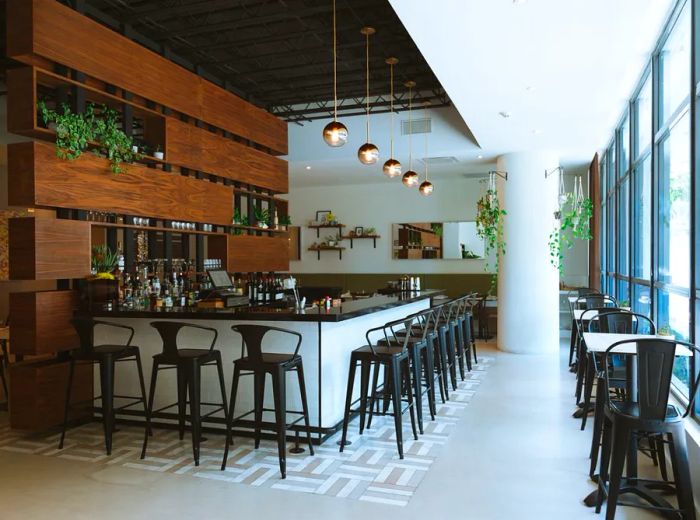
91, 289, 442, 443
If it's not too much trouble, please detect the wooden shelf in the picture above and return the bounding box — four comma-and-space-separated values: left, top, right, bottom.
341, 235, 380, 249
233, 187, 286, 201
231, 224, 288, 234
308, 223, 346, 238
308, 245, 345, 260
91, 221, 224, 236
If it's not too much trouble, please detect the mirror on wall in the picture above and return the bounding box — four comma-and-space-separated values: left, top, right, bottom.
392, 222, 485, 260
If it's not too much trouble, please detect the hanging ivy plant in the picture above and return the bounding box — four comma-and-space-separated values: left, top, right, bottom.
476, 188, 506, 293
37, 100, 140, 174
548, 192, 593, 273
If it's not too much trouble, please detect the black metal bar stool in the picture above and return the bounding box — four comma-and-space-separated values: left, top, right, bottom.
339, 316, 418, 459
221, 324, 313, 479
141, 321, 228, 466
375, 308, 439, 434
59, 317, 149, 455
452, 295, 472, 377
596, 338, 700, 520
436, 300, 459, 391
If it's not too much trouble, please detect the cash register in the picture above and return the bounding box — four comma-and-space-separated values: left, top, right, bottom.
201, 269, 249, 308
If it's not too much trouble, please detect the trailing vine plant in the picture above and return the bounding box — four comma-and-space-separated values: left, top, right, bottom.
37, 100, 140, 174
476, 182, 506, 294
548, 180, 594, 274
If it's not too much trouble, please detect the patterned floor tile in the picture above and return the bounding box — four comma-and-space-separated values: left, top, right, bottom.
0, 355, 493, 507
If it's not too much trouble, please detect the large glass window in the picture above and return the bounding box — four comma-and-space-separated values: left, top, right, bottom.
632, 157, 652, 279
618, 178, 630, 276
657, 111, 690, 288
660, 3, 690, 122
636, 76, 652, 156
620, 116, 630, 176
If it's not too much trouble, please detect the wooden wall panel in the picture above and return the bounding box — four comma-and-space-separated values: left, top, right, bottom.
229, 235, 290, 273
9, 359, 93, 431
6, 66, 37, 135
9, 217, 91, 280
165, 119, 288, 193
9, 290, 79, 355
8, 141, 234, 225
6, 0, 287, 155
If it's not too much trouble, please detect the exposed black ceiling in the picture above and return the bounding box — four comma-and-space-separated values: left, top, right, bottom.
68, 0, 450, 122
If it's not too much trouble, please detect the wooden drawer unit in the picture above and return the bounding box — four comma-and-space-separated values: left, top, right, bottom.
8, 141, 234, 226
9, 217, 91, 280
208, 234, 290, 273
9, 359, 93, 431
9, 290, 79, 355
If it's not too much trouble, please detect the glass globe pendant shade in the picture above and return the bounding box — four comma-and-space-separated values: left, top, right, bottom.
402, 170, 419, 187
383, 158, 402, 178
358, 143, 380, 165
419, 180, 434, 196
323, 121, 348, 147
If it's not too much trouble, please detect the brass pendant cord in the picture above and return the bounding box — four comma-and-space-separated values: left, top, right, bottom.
424, 103, 429, 181
408, 85, 413, 170
365, 30, 370, 142
389, 61, 394, 158
332, 0, 338, 122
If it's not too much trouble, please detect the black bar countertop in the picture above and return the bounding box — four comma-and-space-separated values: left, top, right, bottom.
91, 289, 443, 323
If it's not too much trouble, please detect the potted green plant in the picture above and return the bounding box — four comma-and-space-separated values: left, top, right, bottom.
93, 105, 141, 173
476, 187, 506, 294
254, 207, 270, 229
325, 234, 337, 247
278, 214, 292, 231
364, 226, 376, 237
618, 299, 631, 311
153, 145, 164, 160
88, 245, 119, 310
37, 100, 98, 161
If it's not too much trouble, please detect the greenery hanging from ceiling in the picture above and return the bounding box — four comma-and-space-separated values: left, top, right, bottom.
548, 190, 593, 274
476, 181, 506, 294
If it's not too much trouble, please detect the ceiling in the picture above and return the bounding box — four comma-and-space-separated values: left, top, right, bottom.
73, 0, 450, 122
388, 0, 676, 169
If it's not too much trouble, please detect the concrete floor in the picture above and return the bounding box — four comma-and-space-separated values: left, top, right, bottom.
0, 337, 659, 519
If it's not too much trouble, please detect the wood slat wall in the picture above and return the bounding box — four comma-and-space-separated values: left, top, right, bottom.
8, 141, 235, 226
6, 0, 288, 155
209, 234, 289, 273
9, 290, 80, 355
165, 118, 288, 194
9, 217, 91, 280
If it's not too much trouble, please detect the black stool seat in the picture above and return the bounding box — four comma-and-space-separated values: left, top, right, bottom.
141, 321, 229, 467
609, 401, 681, 421
59, 318, 149, 456
367, 342, 414, 354
221, 324, 314, 479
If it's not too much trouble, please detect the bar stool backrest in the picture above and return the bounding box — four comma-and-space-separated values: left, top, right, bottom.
71, 317, 135, 355
150, 321, 218, 358
576, 294, 617, 310
231, 324, 302, 363
604, 338, 700, 420
365, 315, 417, 355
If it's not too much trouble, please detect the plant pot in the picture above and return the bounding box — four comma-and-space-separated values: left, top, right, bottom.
278, 225, 288, 231
327, 241, 336, 247
658, 334, 674, 340
131, 145, 139, 153
86, 278, 118, 311
621, 306, 631, 311
154, 151, 164, 160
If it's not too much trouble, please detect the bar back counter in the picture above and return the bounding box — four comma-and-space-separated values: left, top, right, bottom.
91, 290, 440, 443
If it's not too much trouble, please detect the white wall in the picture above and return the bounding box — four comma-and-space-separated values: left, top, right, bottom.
560, 167, 590, 288
288, 177, 489, 274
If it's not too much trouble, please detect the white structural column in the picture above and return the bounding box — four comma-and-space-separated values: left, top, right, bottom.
496, 151, 560, 354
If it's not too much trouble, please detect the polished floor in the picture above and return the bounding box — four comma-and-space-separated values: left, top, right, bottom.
0, 337, 659, 519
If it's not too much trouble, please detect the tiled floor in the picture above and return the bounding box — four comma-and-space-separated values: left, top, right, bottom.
0, 338, 662, 519
0, 357, 492, 508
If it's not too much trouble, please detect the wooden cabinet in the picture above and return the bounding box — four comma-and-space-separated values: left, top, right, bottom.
9, 217, 91, 280
208, 234, 290, 273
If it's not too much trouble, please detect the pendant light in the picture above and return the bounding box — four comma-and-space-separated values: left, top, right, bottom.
382, 57, 401, 178
418, 101, 434, 196
402, 80, 419, 187
322, 0, 348, 147
357, 26, 379, 165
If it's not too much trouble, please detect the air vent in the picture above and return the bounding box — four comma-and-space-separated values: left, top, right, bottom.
401, 117, 431, 135
420, 156, 459, 166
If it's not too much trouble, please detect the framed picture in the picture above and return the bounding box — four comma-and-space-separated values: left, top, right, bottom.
354, 226, 364, 236
315, 210, 331, 224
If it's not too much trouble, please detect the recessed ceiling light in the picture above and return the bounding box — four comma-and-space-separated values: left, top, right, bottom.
499, 111, 511, 119
305, 165, 312, 170
513, 0, 527, 4
525, 86, 534, 92
532, 129, 542, 135
477, 155, 483, 159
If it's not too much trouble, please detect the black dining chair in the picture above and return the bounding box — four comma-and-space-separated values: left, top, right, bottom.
0, 316, 8, 407
567, 288, 602, 366
596, 338, 700, 520
221, 324, 314, 479
141, 321, 228, 466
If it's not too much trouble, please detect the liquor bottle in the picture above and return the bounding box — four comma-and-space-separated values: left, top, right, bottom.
257, 275, 264, 303
247, 274, 254, 301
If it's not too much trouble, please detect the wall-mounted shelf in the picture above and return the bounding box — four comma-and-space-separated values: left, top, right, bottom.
91, 221, 223, 236
341, 235, 380, 248
308, 245, 345, 260
307, 224, 346, 238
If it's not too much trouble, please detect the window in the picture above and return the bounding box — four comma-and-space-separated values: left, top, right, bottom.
632, 156, 652, 280
657, 111, 690, 288
618, 177, 629, 276
660, 3, 690, 122
636, 76, 652, 156
620, 116, 630, 176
